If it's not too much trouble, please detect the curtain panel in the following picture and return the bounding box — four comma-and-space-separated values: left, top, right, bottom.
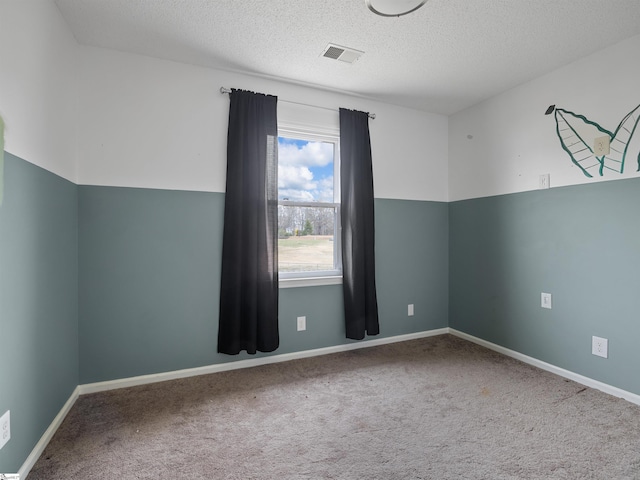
218, 89, 279, 355
339, 108, 380, 340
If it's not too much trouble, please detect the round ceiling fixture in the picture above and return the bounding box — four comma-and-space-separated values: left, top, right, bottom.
365, 0, 427, 17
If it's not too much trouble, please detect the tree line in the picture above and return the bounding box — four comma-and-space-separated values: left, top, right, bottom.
278, 205, 335, 238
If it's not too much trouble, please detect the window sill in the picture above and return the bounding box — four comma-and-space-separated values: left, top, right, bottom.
279, 276, 343, 289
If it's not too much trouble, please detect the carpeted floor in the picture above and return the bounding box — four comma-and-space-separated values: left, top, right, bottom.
28, 335, 640, 479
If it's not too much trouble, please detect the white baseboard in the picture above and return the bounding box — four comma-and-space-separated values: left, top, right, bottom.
19, 386, 79, 479
18, 330, 444, 477
79, 328, 449, 395
22, 327, 639, 479
449, 328, 640, 406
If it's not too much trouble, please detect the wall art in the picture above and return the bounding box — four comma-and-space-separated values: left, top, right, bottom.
546, 104, 640, 178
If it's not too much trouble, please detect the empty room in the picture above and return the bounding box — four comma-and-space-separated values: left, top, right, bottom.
2, 0, 640, 478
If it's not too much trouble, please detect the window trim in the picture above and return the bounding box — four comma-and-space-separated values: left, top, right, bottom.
277, 126, 342, 286
279, 275, 342, 289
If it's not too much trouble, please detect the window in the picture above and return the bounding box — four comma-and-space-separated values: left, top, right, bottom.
278, 127, 341, 284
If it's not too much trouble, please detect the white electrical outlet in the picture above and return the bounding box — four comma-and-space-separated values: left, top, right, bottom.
593, 135, 610, 156
541, 292, 552, 309
408, 304, 414, 316
539, 173, 550, 189
0, 410, 10, 450
592, 336, 608, 358
296, 316, 306, 331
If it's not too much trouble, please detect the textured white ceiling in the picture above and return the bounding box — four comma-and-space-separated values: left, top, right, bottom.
55, 0, 640, 115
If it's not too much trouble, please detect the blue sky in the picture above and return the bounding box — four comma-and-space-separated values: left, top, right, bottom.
278, 137, 334, 202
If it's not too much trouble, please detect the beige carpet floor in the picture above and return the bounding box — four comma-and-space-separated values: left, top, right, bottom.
28, 335, 640, 479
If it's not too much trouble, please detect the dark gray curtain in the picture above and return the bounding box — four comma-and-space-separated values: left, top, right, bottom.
339, 108, 380, 340
218, 89, 279, 355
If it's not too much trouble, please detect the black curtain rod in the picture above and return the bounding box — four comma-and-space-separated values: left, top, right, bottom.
219, 87, 376, 120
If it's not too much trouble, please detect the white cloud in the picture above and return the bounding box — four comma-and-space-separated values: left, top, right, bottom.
278, 141, 333, 167
278, 139, 335, 202
314, 176, 334, 202
278, 189, 315, 202
318, 176, 334, 191
279, 165, 315, 191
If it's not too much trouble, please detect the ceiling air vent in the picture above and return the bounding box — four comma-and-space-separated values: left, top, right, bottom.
321, 44, 364, 64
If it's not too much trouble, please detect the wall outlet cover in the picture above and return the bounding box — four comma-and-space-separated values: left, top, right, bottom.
593, 135, 610, 156
539, 173, 550, 189
296, 316, 306, 331
541, 292, 552, 309
592, 336, 608, 358
0, 410, 10, 451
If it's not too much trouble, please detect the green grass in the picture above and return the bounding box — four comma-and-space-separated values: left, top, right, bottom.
279, 237, 326, 248
278, 235, 334, 272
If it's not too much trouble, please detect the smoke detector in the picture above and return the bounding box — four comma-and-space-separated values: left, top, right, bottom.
321, 44, 364, 64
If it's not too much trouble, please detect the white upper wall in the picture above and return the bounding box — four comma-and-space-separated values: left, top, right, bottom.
0, 1, 448, 201
0, 0, 78, 182
5, 3, 640, 203
77, 46, 449, 202
449, 34, 640, 202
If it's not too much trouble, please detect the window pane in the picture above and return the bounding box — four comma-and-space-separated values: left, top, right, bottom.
278, 205, 336, 273
278, 137, 334, 202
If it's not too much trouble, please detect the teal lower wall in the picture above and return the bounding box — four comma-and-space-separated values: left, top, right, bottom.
78, 187, 224, 383
78, 187, 449, 383
0, 154, 78, 473
450, 177, 640, 396
6, 151, 640, 471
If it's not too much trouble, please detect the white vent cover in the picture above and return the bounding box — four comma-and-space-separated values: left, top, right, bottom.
321, 44, 364, 64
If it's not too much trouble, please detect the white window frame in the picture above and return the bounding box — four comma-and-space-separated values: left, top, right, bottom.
277, 123, 342, 288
